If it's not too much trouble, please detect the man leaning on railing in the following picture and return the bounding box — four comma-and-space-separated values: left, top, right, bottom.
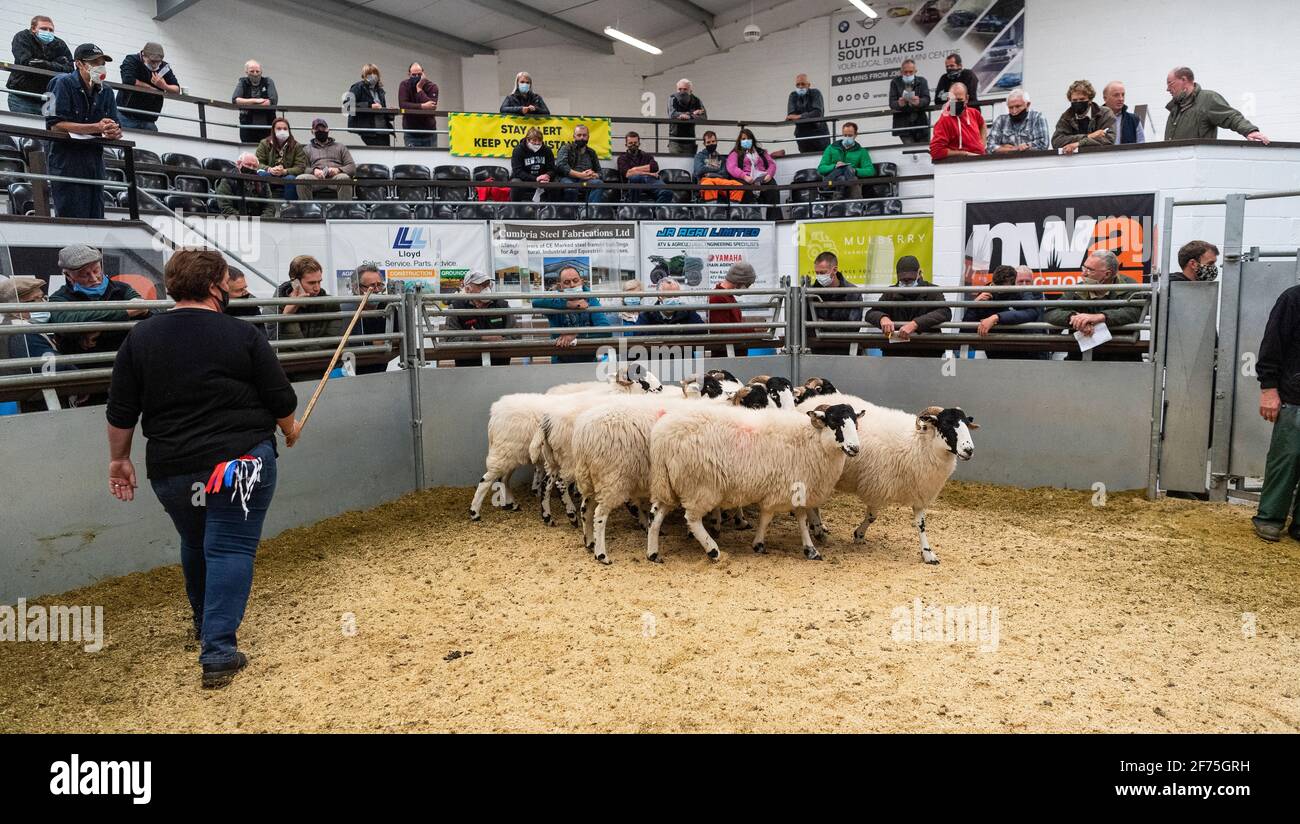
45, 43, 121, 219
1043, 250, 1146, 362
48, 244, 149, 357
445, 271, 516, 367
277, 255, 343, 347
864, 255, 951, 357
6, 14, 71, 115
531, 265, 610, 364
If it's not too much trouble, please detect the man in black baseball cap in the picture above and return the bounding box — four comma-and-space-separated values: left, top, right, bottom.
863, 254, 952, 357
45, 43, 121, 219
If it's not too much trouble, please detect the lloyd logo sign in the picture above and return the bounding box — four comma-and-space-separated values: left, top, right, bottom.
392, 226, 428, 251
964, 193, 1156, 287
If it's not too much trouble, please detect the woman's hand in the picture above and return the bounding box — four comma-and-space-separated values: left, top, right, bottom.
109, 458, 136, 502
283, 419, 302, 448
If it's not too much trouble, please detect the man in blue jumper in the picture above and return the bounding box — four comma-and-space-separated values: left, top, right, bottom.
530, 265, 611, 364
46, 43, 121, 219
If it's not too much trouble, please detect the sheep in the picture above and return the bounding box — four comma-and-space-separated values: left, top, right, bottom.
746, 375, 796, 409
796, 391, 978, 565
546, 368, 664, 396
531, 390, 620, 527
646, 403, 863, 562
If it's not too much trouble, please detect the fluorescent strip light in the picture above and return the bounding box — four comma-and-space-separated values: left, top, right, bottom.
604, 26, 663, 55
848, 0, 879, 18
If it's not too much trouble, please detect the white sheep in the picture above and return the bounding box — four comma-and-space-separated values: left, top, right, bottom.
646, 402, 863, 562
796, 391, 978, 564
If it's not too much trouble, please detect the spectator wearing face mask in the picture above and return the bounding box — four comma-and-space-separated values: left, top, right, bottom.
48, 244, 150, 356
555, 124, 605, 204
216, 152, 277, 217
726, 129, 779, 217
7, 15, 72, 115
45, 44, 122, 219
1171, 240, 1219, 283
1043, 250, 1145, 362
446, 271, 516, 367
986, 88, 1050, 154
617, 131, 672, 204
636, 278, 703, 335
297, 118, 356, 201
864, 255, 951, 357
500, 72, 549, 116
963, 265, 1045, 359
232, 60, 278, 144
929, 83, 985, 160
816, 122, 874, 200
934, 53, 979, 107
531, 265, 611, 364
347, 63, 393, 147
888, 59, 931, 144
807, 251, 861, 352
398, 62, 439, 148
223, 266, 266, 334
617, 279, 644, 326
1, 276, 65, 374
1102, 81, 1144, 145
694, 130, 742, 203
786, 74, 830, 153
1052, 80, 1115, 154
254, 118, 306, 201
510, 126, 558, 202
668, 79, 707, 156
115, 42, 178, 132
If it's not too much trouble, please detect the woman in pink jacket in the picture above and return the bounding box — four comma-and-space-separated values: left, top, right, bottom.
725, 128, 780, 217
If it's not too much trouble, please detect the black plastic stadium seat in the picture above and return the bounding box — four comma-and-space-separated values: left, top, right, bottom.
8, 183, 34, 215
134, 172, 169, 194
414, 203, 454, 220
326, 203, 369, 220
132, 148, 162, 167
614, 205, 637, 222
433, 165, 472, 202
165, 194, 208, 214
866, 161, 899, 199
202, 157, 237, 174
393, 164, 431, 201
589, 204, 618, 220
658, 168, 694, 203
734, 206, 764, 221
599, 167, 623, 204
789, 168, 823, 203
104, 166, 126, 184
101, 146, 123, 162
162, 152, 201, 172
279, 202, 324, 220
785, 204, 810, 221
370, 203, 412, 220
172, 175, 210, 194
0, 158, 26, 188
354, 164, 392, 201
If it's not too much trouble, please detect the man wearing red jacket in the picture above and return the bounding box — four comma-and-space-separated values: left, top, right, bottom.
930, 83, 986, 160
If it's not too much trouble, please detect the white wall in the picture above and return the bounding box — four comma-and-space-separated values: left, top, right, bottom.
1, 0, 463, 139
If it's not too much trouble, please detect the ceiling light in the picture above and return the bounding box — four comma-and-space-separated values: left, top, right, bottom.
604, 26, 663, 55
848, 1, 879, 18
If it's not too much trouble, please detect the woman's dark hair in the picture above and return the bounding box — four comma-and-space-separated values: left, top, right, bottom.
165, 249, 228, 302
269, 117, 295, 148
732, 128, 763, 155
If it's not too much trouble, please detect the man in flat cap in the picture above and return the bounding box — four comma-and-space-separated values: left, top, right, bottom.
47, 244, 150, 355
116, 41, 179, 132
709, 261, 758, 354
45, 43, 122, 219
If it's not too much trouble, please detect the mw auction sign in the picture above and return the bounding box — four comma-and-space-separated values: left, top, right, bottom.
963, 192, 1156, 287
449, 113, 613, 159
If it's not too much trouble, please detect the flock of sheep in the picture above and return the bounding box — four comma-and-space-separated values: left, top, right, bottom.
469, 369, 978, 565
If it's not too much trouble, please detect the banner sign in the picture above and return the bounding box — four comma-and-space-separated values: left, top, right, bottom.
829, 1, 1027, 114
327, 220, 490, 294
796, 216, 934, 286
449, 113, 613, 159
638, 222, 778, 302
489, 221, 638, 292
964, 192, 1156, 287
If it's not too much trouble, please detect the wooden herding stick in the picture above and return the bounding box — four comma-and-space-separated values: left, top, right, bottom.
297, 291, 371, 434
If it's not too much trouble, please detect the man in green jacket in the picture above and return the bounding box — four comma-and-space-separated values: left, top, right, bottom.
816, 122, 875, 200
1044, 250, 1148, 361
1164, 66, 1269, 144
48, 244, 150, 354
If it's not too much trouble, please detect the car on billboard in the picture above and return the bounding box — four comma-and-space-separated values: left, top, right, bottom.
887, 5, 914, 18
975, 15, 1006, 33
995, 72, 1022, 89
945, 9, 978, 28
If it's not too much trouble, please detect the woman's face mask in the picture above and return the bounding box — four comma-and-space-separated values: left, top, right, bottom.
365, 74, 379, 86
275, 129, 290, 141
740, 139, 754, 150
527, 141, 542, 152
623, 296, 642, 306
518, 82, 531, 93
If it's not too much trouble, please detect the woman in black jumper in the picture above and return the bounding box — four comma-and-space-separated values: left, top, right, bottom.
106, 250, 300, 689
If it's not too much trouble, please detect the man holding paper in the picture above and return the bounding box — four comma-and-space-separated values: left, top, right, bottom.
1044, 250, 1146, 361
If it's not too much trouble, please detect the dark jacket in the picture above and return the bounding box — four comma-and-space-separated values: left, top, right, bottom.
1114, 105, 1143, 144
808, 274, 863, 331
787, 88, 829, 141
934, 69, 979, 107
444, 298, 517, 341
48, 278, 143, 354
864, 278, 952, 332
115, 53, 177, 121
1164, 84, 1258, 141
1051, 102, 1116, 149
215, 173, 277, 217
555, 142, 601, 177
667, 92, 706, 147
231, 75, 277, 128
511, 140, 556, 181
693, 147, 730, 180
255, 136, 308, 175
275, 281, 345, 344
397, 76, 438, 133
888, 75, 932, 138
1043, 276, 1146, 329
347, 80, 393, 137
45, 71, 120, 176
531, 286, 612, 338
1257, 285, 1300, 405
499, 90, 550, 116
963, 291, 1042, 330
7, 28, 73, 94
635, 305, 703, 333
616, 148, 659, 181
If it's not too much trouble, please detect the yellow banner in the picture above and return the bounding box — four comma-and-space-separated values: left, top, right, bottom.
796, 217, 934, 286
448, 113, 613, 159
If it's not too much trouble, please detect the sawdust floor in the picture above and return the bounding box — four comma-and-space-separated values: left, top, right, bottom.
2, 482, 1297, 732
